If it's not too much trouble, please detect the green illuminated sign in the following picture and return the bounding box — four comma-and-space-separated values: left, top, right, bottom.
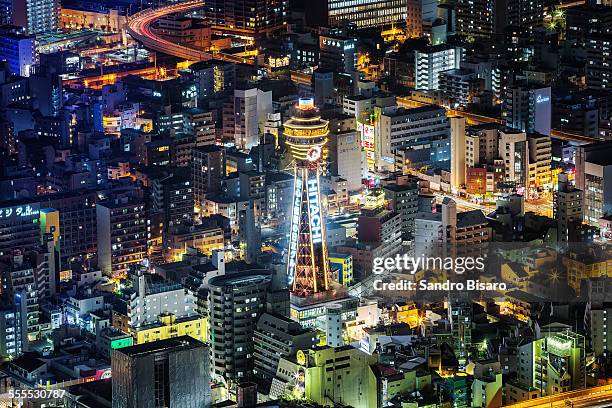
111, 337, 133, 349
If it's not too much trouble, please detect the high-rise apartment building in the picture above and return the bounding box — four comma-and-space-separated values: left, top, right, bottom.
183, 108, 216, 147
112, 336, 212, 408
554, 173, 583, 243
9, 0, 59, 34
96, 196, 147, 279
151, 168, 194, 229
192, 145, 225, 209
383, 181, 419, 240
208, 270, 271, 383
415, 44, 463, 90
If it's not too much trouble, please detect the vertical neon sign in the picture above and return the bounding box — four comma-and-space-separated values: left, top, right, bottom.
287, 176, 302, 285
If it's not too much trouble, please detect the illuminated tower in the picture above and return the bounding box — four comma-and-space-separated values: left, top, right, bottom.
284, 98, 331, 297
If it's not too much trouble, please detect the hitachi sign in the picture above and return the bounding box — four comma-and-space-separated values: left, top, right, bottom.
308, 178, 322, 243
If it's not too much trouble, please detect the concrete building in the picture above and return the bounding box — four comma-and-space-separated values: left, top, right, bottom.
498, 129, 529, 189
208, 270, 271, 383
503, 83, 552, 136
151, 168, 194, 229
183, 108, 216, 146
193, 145, 225, 208
383, 181, 419, 240
319, 34, 356, 74
253, 312, 317, 381
10, 0, 59, 34
554, 173, 583, 243
516, 330, 586, 397
455, 0, 494, 40
96, 196, 147, 279
111, 336, 212, 408
575, 142, 612, 225
415, 44, 462, 91
439, 69, 485, 108
329, 130, 364, 192
126, 269, 198, 330
450, 116, 466, 192
306, 0, 406, 29
585, 303, 612, 357
272, 345, 378, 406
232, 88, 273, 150
377, 105, 450, 169
0, 27, 36, 77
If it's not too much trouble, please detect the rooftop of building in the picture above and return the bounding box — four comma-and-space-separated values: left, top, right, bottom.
457, 210, 488, 228
113, 336, 206, 357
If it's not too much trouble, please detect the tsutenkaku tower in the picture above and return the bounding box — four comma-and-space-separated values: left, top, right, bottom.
284, 98, 331, 297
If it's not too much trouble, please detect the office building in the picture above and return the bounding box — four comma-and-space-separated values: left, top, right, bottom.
203, 0, 287, 38
455, 0, 494, 40
189, 60, 235, 99
0, 201, 42, 257
383, 181, 419, 240
377, 105, 450, 168
305, 0, 405, 29
516, 331, 585, 397
272, 345, 378, 406
319, 35, 356, 74
208, 270, 271, 383
575, 142, 612, 226
183, 108, 216, 146
498, 129, 529, 189
554, 173, 583, 243
415, 44, 462, 90
126, 269, 198, 330
357, 209, 402, 260
112, 336, 212, 408
503, 83, 552, 136
232, 88, 273, 150
96, 196, 147, 279
0, 27, 36, 77
253, 312, 317, 381
193, 145, 225, 209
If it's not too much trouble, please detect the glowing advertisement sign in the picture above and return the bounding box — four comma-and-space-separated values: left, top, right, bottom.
361, 124, 375, 150
287, 176, 303, 285
307, 178, 322, 244
0, 205, 39, 219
